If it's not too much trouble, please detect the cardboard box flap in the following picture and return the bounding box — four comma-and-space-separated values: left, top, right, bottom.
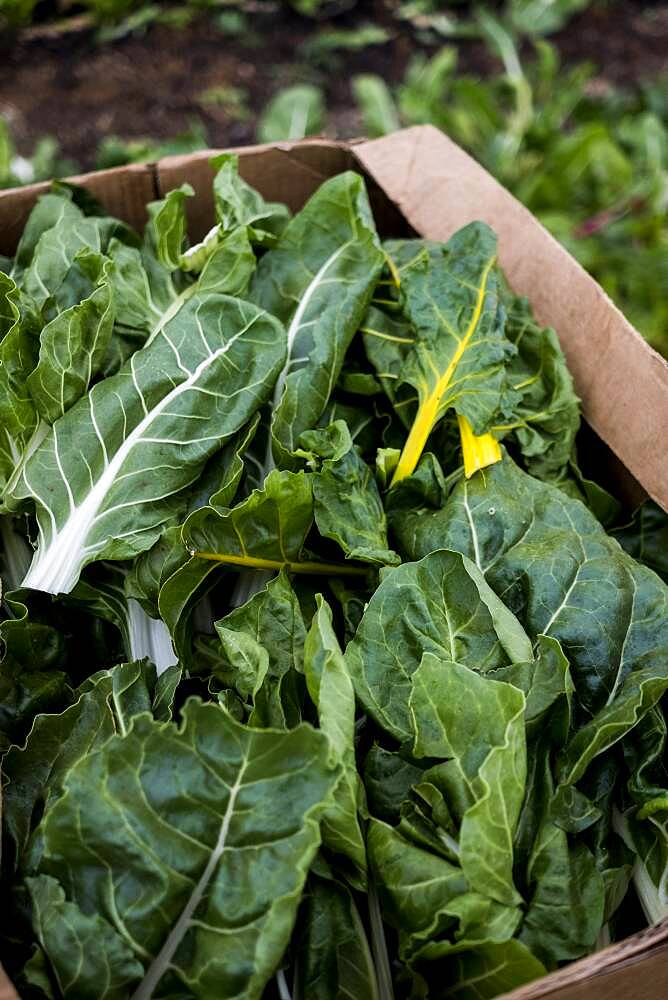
0, 161, 157, 257
156, 139, 352, 241
155, 138, 412, 243
353, 126, 668, 512
500, 919, 668, 999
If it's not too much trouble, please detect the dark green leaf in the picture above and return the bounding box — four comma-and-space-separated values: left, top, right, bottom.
251, 172, 384, 467
345, 549, 511, 741
29, 701, 338, 998
295, 875, 379, 1000
305, 595, 367, 887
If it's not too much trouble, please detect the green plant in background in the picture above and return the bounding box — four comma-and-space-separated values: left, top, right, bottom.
94, 120, 209, 168
0, 118, 208, 185
299, 22, 394, 69
257, 84, 325, 143
0, 120, 77, 188
197, 84, 251, 121
0, 0, 39, 27
389, 0, 597, 40
505, 0, 592, 35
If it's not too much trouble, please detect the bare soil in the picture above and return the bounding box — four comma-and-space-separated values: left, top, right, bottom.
1, 1, 667, 170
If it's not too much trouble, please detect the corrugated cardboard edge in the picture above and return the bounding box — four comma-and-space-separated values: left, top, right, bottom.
352, 125, 668, 512
154, 138, 411, 243
0, 161, 157, 255
500, 920, 668, 1000
0, 128, 667, 997
0, 965, 18, 1000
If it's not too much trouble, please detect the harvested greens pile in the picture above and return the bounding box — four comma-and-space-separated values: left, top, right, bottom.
1, 159, 667, 1000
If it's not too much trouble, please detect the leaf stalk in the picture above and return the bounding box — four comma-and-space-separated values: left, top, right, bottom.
193, 551, 368, 577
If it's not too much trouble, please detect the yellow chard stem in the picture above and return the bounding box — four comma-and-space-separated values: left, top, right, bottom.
390, 255, 496, 487
193, 551, 369, 577
457, 414, 502, 479
384, 251, 401, 289
390, 393, 441, 486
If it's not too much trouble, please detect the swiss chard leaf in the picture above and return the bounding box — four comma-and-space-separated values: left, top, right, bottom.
3, 659, 178, 868
393, 455, 668, 732
148, 183, 193, 271
384, 226, 515, 484
251, 171, 384, 468
105, 238, 176, 337
11, 190, 86, 279
294, 875, 379, 1000
22, 212, 125, 318
13, 294, 286, 594
495, 291, 580, 480
410, 655, 526, 909
28, 701, 338, 999
519, 800, 604, 966
26, 259, 115, 423
214, 570, 306, 728
299, 421, 400, 566
183, 468, 314, 604
413, 939, 546, 1000
0, 273, 41, 497
345, 549, 512, 741
27, 875, 143, 1000
212, 153, 291, 247
304, 595, 367, 888
128, 416, 261, 655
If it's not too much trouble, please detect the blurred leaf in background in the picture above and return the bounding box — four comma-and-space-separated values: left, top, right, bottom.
352, 76, 401, 137
300, 22, 393, 69
94, 120, 209, 168
257, 84, 325, 143
507, 0, 593, 36
0, 119, 77, 187
197, 84, 252, 122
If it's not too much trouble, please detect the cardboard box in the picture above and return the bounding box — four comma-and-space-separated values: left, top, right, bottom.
0, 126, 667, 999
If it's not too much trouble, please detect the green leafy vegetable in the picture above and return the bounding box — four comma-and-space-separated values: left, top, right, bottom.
13, 293, 286, 594
380, 227, 514, 484
294, 874, 380, 1000
346, 549, 515, 741
1, 161, 667, 1000
27, 701, 338, 998
252, 171, 384, 469
305, 596, 367, 887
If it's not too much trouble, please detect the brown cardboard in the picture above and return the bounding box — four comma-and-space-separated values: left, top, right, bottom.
0, 966, 18, 1000
499, 920, 668, 1000
0, 128, 667, 997
0, 161, 157, 256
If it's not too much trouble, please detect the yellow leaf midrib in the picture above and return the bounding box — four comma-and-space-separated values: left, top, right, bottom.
390, 254, 497, 486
